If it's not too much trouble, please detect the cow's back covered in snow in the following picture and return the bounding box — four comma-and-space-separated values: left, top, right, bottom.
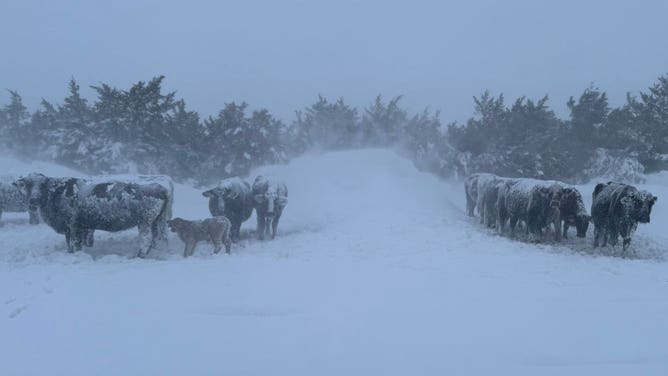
18, 173, 173, 257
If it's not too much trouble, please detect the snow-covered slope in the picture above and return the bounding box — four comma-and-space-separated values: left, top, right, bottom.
1, 150, 668, 375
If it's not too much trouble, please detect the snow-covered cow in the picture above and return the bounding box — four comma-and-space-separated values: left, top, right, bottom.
479, 176, 514, 228
591, 182, 657, 256
499, 178, 562, 241
559, 186, 590, 239
15, 173, 173, 257
202, 177, 254, 241
464, 173, 496, 217
474, 173, 502, 225
1, 175, 39, 224
252, 176, 288, 240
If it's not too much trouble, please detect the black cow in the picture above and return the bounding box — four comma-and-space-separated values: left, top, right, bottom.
464, 173, 496, 217
14, 174, 94, 247
1, 176, 39, 224
202, 177, 254, 241
252, 176, 288, 240
592, 182, 657, 256
558, 186, 590, 239
16, 174, 173, 257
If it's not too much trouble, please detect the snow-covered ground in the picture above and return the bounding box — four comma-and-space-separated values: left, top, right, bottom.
1, 150, 668, 375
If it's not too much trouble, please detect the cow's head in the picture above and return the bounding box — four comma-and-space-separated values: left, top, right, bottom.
167, 218, 187, 233
622, 190, 657, 223
574, 214, 591, 238
13, 173, 46, 207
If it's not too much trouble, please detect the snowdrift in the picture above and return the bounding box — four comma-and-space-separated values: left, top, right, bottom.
1, 150, 668, 375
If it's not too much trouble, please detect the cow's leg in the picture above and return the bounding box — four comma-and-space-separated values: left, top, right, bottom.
232, 221, 241, 242
28, 208, 39, 225
65, 230, 73, 252
271, 213, 281, 240
562, 222, 569, 239
68, 225, 85, 252
187, 241, 198, 257
553, 216, 562, 242
85, 230, 95, 247
479, 202, 485, 224
593, 225, 601, 247
509, 216, 518, 237
137, 224, 152, 258
213, 235, 222, 254
622, 237, 631, 258
224, 234, 232, 254
256, 215, 265, 240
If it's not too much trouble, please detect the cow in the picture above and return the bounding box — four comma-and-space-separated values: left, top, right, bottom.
1, 175, 39, 225
591, 182, 657, 256
479, 177, 512, 228
465, 173, 496, 217
252, 176, 288, 240
202, 177, 254, 241
558, 186, 590, 239
500, 178, 562, 241
474, 173, 501, 225
15, 173, 173, 257
167, 216, 232, 257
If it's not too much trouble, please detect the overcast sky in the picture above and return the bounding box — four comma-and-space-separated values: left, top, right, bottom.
1, 0, 667, 123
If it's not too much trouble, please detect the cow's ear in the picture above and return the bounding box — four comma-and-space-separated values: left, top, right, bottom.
653, 196, 658, 203
202, 190, 212, 198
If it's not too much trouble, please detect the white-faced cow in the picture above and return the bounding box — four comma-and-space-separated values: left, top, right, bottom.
252, 176, 288, 240
1, 175, 39, 225
202, 177, 254, 241
592, 181, 657, 257
16, 173, 173, 257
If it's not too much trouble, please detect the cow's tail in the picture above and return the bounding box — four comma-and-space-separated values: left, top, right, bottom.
154, 186, 173, 247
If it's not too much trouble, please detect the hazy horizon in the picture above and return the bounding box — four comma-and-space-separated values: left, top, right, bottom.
2, 0, 667, 123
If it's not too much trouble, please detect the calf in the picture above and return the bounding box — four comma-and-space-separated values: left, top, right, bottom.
592, 182, 657, 256
167, 217, 232, 257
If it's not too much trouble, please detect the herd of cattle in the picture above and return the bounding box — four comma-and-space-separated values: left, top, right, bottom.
465, 173, 658, 257
0, 173, 288, 258
0, 168, 660, 259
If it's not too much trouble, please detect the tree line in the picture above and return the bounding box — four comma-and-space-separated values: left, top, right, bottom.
1, 74, 667, 185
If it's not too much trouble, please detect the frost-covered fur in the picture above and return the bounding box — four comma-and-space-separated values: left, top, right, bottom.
168, 217, 232, 257
1, 176, 39, 224
592, 182, 657, 256
464, 173, 496, 217
479, 177, 510, 228
474, 173, 499, 223
499, 179, 562, 241
17, 174, 172, 257
202, 177, 254, 241
252, 176, 288, 240
559, 187, 590, 238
